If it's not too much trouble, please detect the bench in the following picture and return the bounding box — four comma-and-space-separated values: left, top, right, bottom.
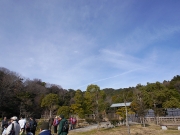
160, 123, 180, 130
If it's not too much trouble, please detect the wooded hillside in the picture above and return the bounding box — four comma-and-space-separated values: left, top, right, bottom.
0, 67, 180, 119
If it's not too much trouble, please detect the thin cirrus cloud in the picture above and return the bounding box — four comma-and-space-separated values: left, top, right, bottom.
0, 0, 180, 91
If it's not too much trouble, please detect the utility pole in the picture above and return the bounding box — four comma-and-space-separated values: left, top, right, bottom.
123, 92, 130, 135
125, 100, 130, 135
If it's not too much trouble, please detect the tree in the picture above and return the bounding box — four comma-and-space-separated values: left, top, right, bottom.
84, 84, 106, 128
131, 88, 148, 127
132, 82, 180, 125
70, 90, 85, 118
57, 106, 70, 119
0, 67, 23, 117
23, 79, 48, 118
85, 84, 101, 118
116, 107, 134, 121
41, 93, 59, 117
16, 91, 34, 117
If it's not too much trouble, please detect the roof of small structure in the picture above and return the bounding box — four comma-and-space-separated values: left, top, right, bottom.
110, 102, 132, 107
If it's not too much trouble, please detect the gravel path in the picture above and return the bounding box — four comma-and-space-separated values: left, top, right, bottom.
69, 121, 140, 132
69, 122, 110, 132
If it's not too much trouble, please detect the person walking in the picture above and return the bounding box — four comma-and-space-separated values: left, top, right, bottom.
71, 117, 77, 130
53, 116, 59, 134
57, 115, 68, 135
19, 115, 26, 134
69, 116, 73, 130
6, 116, 20, 135
1, 124, 8, 135
29, 117, 37, 135
1, 117, 8, 133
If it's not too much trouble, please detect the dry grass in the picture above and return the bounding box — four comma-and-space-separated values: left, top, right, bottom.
68, 124, 180, 135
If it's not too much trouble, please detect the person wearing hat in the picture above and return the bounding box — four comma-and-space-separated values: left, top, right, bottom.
52, 116, 60, 134
57, 115, 68, 135
39, 122, 52, 135
6, 116, 20, 135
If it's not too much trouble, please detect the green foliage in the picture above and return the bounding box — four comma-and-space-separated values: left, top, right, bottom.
70, 90, 85, 118
116, 107, 134, 119
168, 75, 180, 90
84, 91, 94, 114
132, 82, 180, 117
41, 93, 59, 117
17, 91, 34, 116
109, 119, 120, 126
57, 106, 70, 119
41, 93, 59, 108
111, 88, 134, 103
1, 67, 180, 119
163, 97, 180, 108
131, 89, 148, 117
84, 84, 107, 123
84, 84, 106, 115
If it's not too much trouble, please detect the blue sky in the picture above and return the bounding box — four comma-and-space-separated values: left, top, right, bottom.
0, 0, 180, 91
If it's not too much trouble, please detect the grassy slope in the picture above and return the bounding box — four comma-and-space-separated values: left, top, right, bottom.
68, 124, 180, 135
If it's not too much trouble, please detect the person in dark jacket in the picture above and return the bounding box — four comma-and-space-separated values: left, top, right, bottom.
29, 117, 37, 135
1, 117, 8, 133
39, 122, 51, 135
57, 115, 68, 135
26, 127, 33, 135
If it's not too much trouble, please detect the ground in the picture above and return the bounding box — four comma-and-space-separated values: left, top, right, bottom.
67, 122, 180, 135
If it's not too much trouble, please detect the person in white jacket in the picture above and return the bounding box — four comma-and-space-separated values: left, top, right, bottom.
1, 124, 8, 135
18, 115, 26, 132
6, 116, 20, 135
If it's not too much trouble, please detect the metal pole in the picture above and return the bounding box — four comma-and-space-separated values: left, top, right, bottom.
125, 101, 130, 135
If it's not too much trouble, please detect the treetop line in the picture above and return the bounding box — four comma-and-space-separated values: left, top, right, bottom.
0, 67, 180, 121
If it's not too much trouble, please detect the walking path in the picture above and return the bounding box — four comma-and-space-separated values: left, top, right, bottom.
69, 121, 140, 132
69, 122, 110, 132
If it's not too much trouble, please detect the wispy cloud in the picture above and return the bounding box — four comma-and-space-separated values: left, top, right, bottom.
76, 68, 142, 89
0, 1, 180, 90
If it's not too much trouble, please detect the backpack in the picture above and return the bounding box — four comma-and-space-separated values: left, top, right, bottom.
25, 121, 31, 129
72, 118, 76, 122
72, 118, 76, 124
8, 123, 15, 135
53, 119, 59, 126
62, 120, 69, 132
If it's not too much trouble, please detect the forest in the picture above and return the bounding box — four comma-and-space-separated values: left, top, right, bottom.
0, 67, 180, 120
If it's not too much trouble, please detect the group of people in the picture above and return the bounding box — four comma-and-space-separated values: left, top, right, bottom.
1, 115, 76, 135
48, 115, 77, 135
69, 116, 77, 130
1, 115, 37, 135
47, 115, 70, 135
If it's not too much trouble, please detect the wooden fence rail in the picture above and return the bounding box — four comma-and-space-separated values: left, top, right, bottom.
145, 116, 180, 124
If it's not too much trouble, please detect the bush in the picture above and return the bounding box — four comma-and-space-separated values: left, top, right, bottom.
85, 118, 97, 124
109, 119, 120, 127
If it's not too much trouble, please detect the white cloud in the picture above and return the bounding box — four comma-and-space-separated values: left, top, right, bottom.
0, 1, 180, 91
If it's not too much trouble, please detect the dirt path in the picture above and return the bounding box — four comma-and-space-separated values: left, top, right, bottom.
69, 122, 110, 132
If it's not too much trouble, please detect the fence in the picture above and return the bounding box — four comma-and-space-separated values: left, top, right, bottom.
145, 116, 180, 124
